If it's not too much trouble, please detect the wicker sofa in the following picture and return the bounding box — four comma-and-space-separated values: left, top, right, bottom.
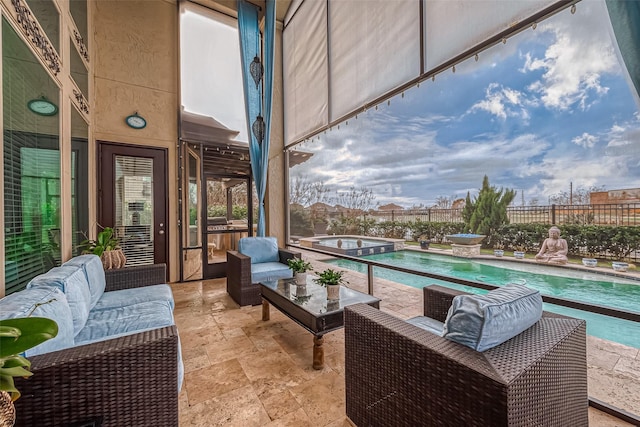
1, 258, 180, 427
226, 237, 300, 306
344, 285, 588, 427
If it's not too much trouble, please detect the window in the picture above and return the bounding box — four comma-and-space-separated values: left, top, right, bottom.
3, 18, 61, 292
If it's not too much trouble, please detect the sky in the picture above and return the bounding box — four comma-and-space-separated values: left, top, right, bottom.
290, 0, 640, 208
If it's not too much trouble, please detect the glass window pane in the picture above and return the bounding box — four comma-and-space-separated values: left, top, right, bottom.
3, 18, 60, 293
69, 0, 88, 43
71, 108, 89, 255
114, 156, 154, 266
180, 3, 248, 143
24, 0, 59, 52
70, 37, 88, 97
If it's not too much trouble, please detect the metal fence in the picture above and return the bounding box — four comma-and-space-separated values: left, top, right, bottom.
369, 203, 640, 226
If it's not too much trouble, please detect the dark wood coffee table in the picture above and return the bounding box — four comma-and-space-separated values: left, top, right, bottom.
260, 276, 380, 369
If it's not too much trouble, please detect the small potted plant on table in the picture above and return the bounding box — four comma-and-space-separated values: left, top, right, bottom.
287, 258, 313, 285
314, 269, 347, 301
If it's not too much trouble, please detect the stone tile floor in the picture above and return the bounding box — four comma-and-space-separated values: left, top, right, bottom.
175, 253, 639, 426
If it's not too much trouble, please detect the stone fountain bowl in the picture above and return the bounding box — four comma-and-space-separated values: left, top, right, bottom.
445, 233, 486, 245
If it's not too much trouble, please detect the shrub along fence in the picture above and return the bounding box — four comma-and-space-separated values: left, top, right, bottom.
326, 217, 639, 263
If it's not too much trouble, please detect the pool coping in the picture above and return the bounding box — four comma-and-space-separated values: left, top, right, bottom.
405, 246, 640, 283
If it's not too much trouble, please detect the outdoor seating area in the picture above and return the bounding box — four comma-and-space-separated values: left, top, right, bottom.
226, 237, 300, 306
0, 258, 181, 426
173, 266, 637, 426
344, 285, 588, 426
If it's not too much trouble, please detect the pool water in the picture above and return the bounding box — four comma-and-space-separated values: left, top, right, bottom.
328, 250, 640, 348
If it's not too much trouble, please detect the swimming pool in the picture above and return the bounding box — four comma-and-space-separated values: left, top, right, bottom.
327, 250, 640, 348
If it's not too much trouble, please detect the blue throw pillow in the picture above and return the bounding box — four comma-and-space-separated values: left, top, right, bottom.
442, 284, 543, 352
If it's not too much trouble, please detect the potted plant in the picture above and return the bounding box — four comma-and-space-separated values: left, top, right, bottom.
287, 258, 313, 285
1, 317, 58, 426
513, 245, 525, 259
79, 226, 126, 270
419, 235, 430, 250
493, 241, 504, 257
314, 269, 347, 301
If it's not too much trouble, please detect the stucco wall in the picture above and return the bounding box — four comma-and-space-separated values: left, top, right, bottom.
92, 0, 180, 281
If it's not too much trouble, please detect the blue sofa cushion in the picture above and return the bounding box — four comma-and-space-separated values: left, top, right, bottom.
0, 287, 75, 356
406, 316, 445, 336
239, 237, 279, 264
63, 255, 106, 309
93, 284, 175, 311
28, 265, 92, 336
442, 284, 543, 352
250, 262, 293, 284
74, 299, 183, 391
74, 300, 174, 344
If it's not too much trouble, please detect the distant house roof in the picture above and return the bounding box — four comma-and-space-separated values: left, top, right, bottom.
379, 203, 404, 211
309, 202, 334, 211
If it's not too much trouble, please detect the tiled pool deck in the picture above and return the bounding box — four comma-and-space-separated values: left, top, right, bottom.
175, 248, 639, 426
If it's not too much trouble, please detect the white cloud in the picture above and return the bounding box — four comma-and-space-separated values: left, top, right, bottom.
572, 132, 598, 148
469, 83, 530, 121
522, 1, 618, 111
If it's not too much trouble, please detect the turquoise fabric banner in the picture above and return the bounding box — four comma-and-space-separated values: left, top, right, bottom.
238, 0, 275, 237
606, 0, 640, 104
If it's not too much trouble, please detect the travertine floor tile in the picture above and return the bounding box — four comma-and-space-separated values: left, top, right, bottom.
184, 358, 251, 406
172, 275, 639, 426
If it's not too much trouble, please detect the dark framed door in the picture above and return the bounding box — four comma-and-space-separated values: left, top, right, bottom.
98, 142, 168, 269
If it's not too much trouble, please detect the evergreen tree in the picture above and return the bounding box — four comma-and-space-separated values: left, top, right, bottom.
462, 191, 474, 231
465, 176, 516, 246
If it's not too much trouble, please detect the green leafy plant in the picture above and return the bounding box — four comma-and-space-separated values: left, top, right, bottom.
1, 317, 58, 401
287, 258, 313, 274
313, 269, 347, 287
78, 226, 120, 256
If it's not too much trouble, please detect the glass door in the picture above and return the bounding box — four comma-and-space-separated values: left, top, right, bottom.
203, 175, 251, 278
98, 142, 168, 268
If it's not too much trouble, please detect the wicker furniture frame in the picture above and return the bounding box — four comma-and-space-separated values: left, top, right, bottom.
13, 264, 179, 427
226, 248, 300, 306
345, 285, 588, 427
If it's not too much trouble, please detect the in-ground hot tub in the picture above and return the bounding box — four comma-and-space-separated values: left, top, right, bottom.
299, 235, 404, 257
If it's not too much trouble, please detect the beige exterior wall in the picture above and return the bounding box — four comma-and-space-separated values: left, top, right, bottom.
92, 0, 181, 281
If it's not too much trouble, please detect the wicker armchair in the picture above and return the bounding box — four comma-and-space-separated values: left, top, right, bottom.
13, 264, 179, 427
345, 285, 588, 427
227, 243, 300, 306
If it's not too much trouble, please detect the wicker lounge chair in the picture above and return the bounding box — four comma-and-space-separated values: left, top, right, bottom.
12, 264, 179, 427
226, 237, 300, 306
345, 285, 588, 427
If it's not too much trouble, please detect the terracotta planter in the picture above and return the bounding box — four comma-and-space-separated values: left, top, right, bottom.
101, 249, 126, 270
